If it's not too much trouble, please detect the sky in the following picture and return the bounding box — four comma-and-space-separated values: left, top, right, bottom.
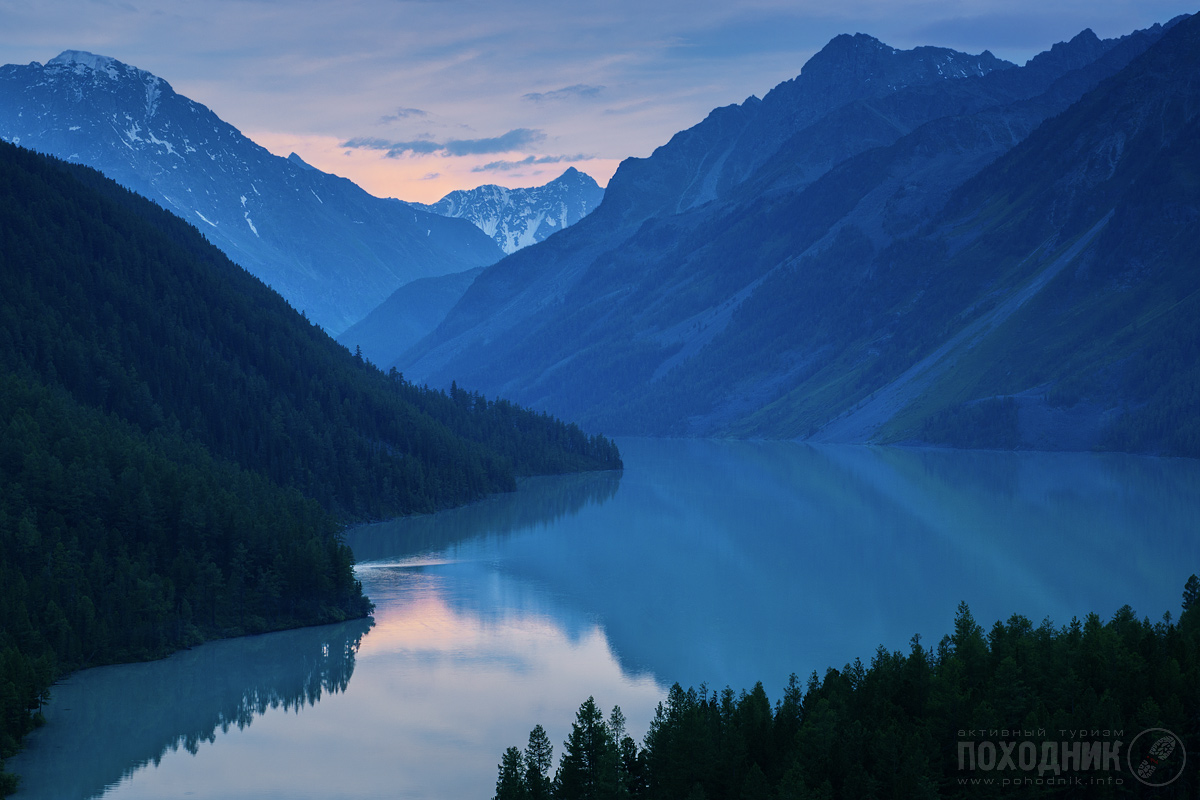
1, 0, 1194, 203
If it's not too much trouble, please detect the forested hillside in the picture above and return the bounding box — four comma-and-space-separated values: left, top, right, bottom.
0, 139, 619, 794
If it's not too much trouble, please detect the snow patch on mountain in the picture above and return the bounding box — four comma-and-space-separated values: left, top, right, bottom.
410, 167, 604, 254
0, 50, 503, 333
48, 50, 120, 79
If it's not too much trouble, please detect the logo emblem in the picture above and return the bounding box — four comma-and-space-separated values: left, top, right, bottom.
1128, 728, 1186, 787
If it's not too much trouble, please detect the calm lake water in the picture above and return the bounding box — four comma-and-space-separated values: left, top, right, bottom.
10, 439, 1200, 799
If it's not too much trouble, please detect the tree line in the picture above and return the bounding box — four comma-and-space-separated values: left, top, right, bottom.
495, 577, 1200, 799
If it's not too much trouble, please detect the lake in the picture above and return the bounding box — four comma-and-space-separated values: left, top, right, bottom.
9, 439, 1199, 799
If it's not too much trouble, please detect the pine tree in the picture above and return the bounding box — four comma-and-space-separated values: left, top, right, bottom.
607, 706, 632, 799
555, 696, 619, 800
1183, 574, 1199, 613
495, 746, 529, 800
525, 724, 554, 800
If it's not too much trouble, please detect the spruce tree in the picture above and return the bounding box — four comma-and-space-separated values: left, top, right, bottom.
525, 724, 554, 800
1183, 574, 1199, 613
555, 697, 619, 800
495, 746, 529, 800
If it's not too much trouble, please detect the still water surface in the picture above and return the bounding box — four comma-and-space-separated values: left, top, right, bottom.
10, 439, 1199, 799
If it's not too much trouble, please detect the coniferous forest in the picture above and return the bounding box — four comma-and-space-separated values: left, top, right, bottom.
496, 580, 1200, 800
0, 139, 620, 793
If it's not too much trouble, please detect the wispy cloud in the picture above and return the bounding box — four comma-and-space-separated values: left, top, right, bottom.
343, 136, 440, 155
472, 154, 594, 172
341, 128, 546, 158
380, 107, 428, 123
522, 84, 605, 103
15, 0, 1177, 204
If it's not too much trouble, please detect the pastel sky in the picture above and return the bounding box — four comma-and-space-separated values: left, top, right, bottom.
1, 0, 1193, 202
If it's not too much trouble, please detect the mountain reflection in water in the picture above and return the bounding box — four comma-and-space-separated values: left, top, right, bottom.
11, 439, 1198, 800
10, 619, 371, 799
350, 439, 1200, 701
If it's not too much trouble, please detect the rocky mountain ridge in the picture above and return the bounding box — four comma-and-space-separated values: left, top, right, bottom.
409, 167, 603, 255
396, 16, 1198, 456
0, 51, 501, 334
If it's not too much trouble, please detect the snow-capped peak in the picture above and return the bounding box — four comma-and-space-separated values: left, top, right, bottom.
410, 169, 604, 254
48, 50, 121, 77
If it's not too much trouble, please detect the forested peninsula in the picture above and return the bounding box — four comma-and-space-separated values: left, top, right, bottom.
0, 139, 620, 794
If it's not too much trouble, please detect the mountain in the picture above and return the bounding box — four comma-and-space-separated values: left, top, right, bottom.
0, 51, 503, 334
795, 12, 1200, 453
397, 16, 1196, 455
0, 138, 621, 522
0, 138, 620, 793
599, 35, 1015, 225
408, 167, 604, 254
337, 267, 485, 368
340, 169, 603, 368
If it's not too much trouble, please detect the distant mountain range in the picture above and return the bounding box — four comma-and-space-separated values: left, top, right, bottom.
408, 167, 604, 255
397, 13, 1200, 456
0, 51, 502, 334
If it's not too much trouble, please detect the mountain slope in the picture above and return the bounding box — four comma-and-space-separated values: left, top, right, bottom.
857, 15, 1200, 453
410, 167, 604, 254
337, 267, 485, 368
0, 51, 502, 333
397, 19, 1181, 453
718, 13, 1199, 451
0, 140, 621, 519
0, 138, 620, 793
341, 169, 603, 368
601, 36, 1015, 225
390, 37, 1005, 384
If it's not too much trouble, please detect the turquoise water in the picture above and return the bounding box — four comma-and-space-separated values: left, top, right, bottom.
11, 440, 1198, 799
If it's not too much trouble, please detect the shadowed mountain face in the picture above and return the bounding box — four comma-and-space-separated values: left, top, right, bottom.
397, 17, 1198, 455
337, 170, 603, 368
337, 267, 486, 369
0, 51, 502, 334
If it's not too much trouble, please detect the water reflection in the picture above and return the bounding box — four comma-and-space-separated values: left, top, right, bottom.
571, 440, 1198, 692
10, 619, 371, 799
350, 439, 1200, 699
31, 570, 662, 800
346, 469, 621, 563
11, 440, 1199, 800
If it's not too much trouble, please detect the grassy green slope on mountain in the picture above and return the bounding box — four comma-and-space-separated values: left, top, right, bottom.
402, 23, 1176, 443
399, 38, 1025, 422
